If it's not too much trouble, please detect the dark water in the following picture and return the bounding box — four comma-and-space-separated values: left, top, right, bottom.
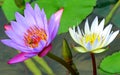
0, 7, 120, 75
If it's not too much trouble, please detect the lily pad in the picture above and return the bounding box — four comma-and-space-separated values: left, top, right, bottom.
100, 51, 120, 74
32, 0, 96, 33
2, 0, 96, 34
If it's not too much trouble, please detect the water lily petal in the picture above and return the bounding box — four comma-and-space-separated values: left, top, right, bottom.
102, 24, 112, 37
33, 40, 46, 52
24, 8, 36, 27
4, 24, 12, 30
15, 12, 29, 30
34, 4, 44, 29
48, 8, 63, 40
73, 46, 87, 53
26, 3, 34, 15
1, 39, 31, 52
69, 27, 80, 45
5, 30, 24, 45
98, 19, 105, 34
8, 52, 30, 64
11, 21, 25, 36
38, 44, 52, 57
92, 48, 106, 53
91, 16, 98, 33
106, 30, 119, 46
84, 19, 90, 34
85, 42, 92, 50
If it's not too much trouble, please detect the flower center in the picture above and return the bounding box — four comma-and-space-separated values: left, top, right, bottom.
24, 26, 47, 48
84, 33, 100, 45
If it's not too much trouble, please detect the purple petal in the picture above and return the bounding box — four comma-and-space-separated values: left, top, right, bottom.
48, 8, 63, 40
33, 40, 46, 52
25, 3, 34, 15
34, 4, 44, 29
24, 8, 36, 27
8, 52, 30, 64
38, 44, 52, 57
15, 12, 29, 30
11, 21, 25, 36
5, 30, 24, 45
1, 39, 31, 52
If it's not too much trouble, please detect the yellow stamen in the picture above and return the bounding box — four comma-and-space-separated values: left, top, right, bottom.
84, 33, 100, 45
24, 26, 47, 48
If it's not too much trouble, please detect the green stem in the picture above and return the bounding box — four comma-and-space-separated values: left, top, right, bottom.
105, 0, 120, 25
90, 53, 97, 75
47, 52, 78, 75
24, 59, 42, 75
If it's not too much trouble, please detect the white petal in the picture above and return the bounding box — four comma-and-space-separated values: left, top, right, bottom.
98, 19, 105, 34
106, 30, 119, 46
102, 24, 112, 37
77, 26, 82, 36
91, 16, 98, 33
92, 48, 106, 53
92, 38, 99, 49
69, 27, 80, 44
73, 47, 87, 53
84, 19, 90, 34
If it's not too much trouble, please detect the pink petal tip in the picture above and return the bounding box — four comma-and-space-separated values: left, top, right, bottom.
38, 44, 52, 57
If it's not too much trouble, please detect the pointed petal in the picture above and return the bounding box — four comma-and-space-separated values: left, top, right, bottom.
5, 30, 24, 45
73, 46, 87, 53
24, 8, 36, 27
15, 12, 29, 29
41, 9, 48, 31
98, 19, 105, 34
92, 49, 106, 53
106, 30, 119, 46
11, 21, 25, 36
84, 19, 90, 34
77, 26, 82, 37
38, 44, 52, 57
48, 8, 63, 40
8, 52, 30, 64
1, 39, 31, 52
4, 24, 12, 30
54, 8, 64, 23
25, 3, 34, 15
91, 16, 98, 33
34, 4, 44, 29
69, 27, 80, 45
102, 24, 112, 37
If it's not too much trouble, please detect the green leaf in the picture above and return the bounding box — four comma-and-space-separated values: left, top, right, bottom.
94, 0, 120, 27
100, 51, 120, 74
98, 69, 114, 75
2, 0, 23, 21
2, 0, 30, 21
32, 0, 96, 33
2, 0, 96, 33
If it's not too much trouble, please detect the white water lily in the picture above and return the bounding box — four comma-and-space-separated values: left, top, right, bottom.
69, 16, 119, 53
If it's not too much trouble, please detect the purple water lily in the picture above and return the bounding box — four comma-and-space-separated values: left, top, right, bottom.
1, 3, 63, 64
